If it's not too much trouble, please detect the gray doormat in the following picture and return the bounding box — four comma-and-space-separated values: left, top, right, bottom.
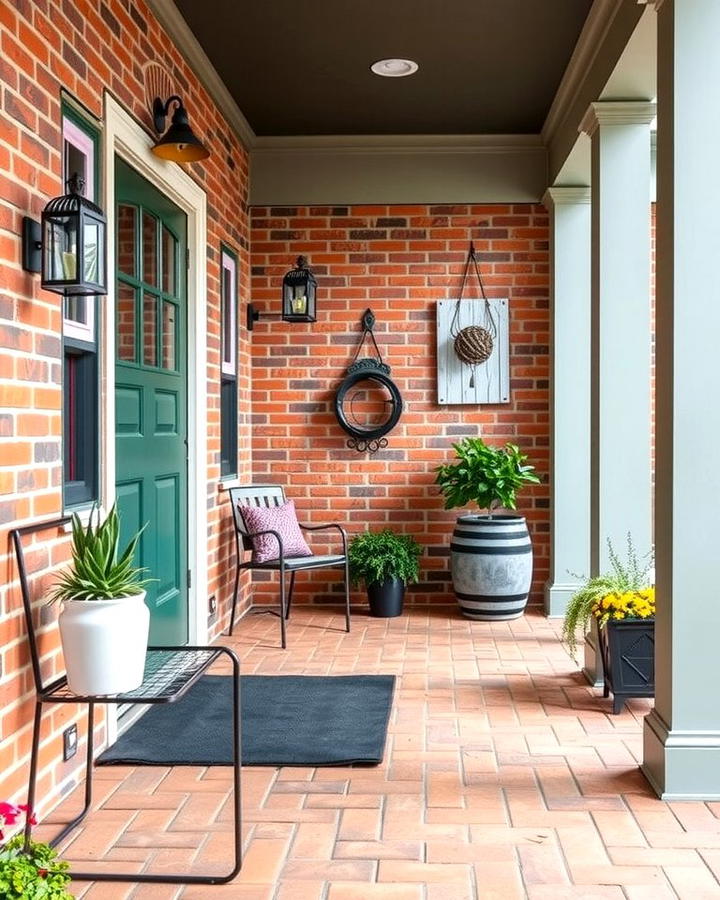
96, 674, 395, 767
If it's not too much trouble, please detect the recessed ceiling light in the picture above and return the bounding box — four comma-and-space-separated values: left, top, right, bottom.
370, 58, 419, 78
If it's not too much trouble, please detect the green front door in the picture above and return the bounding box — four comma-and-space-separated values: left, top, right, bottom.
115, 157, 188, 645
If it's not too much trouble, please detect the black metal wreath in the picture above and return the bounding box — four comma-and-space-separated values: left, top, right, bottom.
334, 309, 403, 452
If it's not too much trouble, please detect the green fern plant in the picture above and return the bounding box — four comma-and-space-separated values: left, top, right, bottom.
434, 437, 540, 514
562, 534, 654, 659
49, 505, 152, 603
348, 530, 422, 588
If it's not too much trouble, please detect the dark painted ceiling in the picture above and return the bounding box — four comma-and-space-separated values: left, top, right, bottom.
173, 0, 594, 136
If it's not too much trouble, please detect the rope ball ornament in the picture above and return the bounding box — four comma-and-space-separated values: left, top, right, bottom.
453, 324, 494, 366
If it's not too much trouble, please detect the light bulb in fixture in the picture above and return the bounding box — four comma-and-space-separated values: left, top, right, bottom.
370, 58, 419, 78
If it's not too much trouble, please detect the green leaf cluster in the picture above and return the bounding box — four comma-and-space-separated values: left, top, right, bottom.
348, 530, 422, 588
434, 437, 540, 513
562, 534, 654, 658
49, 505, 153, 604
0, 836, 73, 899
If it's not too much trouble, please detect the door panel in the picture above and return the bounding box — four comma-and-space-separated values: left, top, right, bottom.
116, 479, 143, 542
155, 475, 181, 598
154, 390, 178, 434
115, 156, 188, 645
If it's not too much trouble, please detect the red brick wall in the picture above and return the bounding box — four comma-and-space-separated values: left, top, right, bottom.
0, 0, 249, 814
249, 204, 550, 610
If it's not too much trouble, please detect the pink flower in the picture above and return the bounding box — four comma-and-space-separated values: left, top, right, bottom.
0, 802, 24, 825
22, 805, 38, 826
0, 802, 36, 841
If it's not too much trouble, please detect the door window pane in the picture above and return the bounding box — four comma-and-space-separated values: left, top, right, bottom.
222, 266, 233, 367
117, 282, 137, 362
63, 117, 94, 201
62, 109, 99, 509
142, 211, 158, 287
64, 297, 88, 325
162, 301, 176, 371
220, 250, 237, 376
162, 227, 176, 295
143, 291, 157, 367
64, 349, 98, 505
117, 204, 136, 277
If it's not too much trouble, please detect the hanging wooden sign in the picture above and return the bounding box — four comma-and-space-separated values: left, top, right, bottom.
436, 297, 510, 405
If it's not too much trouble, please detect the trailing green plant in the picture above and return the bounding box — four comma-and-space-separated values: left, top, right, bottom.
562, 534, 654, 659
48, 505, 152, 604
434, 437, 540, 513
0, 803, 73, 899
348, 530, 422, 588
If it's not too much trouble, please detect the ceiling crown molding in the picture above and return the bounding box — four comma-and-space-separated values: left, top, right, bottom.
579, 100, 656, 136
252, 133, 545, 156
542, 0, 633, 147
145, 0, 256, 150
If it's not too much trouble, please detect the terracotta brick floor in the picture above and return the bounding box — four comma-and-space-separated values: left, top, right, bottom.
40, 607, 720, 898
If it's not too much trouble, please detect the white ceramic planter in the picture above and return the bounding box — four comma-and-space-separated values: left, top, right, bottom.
58, 591, 150, 695
450, 514, 533, 620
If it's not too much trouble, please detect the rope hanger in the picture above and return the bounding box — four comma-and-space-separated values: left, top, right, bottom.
450, 242, 497, 389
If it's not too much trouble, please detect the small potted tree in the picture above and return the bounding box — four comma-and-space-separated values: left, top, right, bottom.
49, 506, 152, 695
434, 437, 540, 620
348, 529, 422, 617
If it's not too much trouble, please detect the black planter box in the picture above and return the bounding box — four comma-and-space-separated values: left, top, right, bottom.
598, 618, 655, 714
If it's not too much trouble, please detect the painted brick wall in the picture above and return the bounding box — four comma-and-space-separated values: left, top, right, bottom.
249, 204, 550, 611
0, 0, 250, 815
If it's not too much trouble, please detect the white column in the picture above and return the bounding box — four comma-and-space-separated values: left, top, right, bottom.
643, 0, 720, 799
542, 188, 591, 618
579, 101, 654, 575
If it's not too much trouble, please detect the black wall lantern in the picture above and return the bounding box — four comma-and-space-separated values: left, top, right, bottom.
247, 256, 317, 330
151, 94, 210, 162
22, 173, 107, 296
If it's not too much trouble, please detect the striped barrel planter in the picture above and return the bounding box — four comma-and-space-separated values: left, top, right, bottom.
450, 514, 533, 620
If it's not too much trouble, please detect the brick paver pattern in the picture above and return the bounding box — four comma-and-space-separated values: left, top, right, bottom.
38, 608, 720, 898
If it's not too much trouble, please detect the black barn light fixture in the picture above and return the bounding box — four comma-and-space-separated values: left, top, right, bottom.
151, 94, 210, 162
22, 173, 107, 296
247, 255, 317, 331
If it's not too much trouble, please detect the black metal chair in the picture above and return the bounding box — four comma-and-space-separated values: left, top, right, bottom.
228, 485, 350, 648
10, 516, 242, 887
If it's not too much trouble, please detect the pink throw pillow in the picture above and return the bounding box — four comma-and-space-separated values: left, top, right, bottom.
240, 499, 313, 564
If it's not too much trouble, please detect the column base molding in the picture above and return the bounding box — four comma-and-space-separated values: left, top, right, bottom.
642, 710, 720, 800
543, 580, 580, 617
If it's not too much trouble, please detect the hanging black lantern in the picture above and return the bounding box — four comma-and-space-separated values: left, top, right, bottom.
39, 173, 107, 296
281, 256, 317, 324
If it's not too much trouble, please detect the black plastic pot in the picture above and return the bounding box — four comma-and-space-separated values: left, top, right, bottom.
367, 578, 405, 617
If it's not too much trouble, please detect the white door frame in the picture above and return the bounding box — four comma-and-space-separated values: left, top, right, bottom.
102, 95, 208, 680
